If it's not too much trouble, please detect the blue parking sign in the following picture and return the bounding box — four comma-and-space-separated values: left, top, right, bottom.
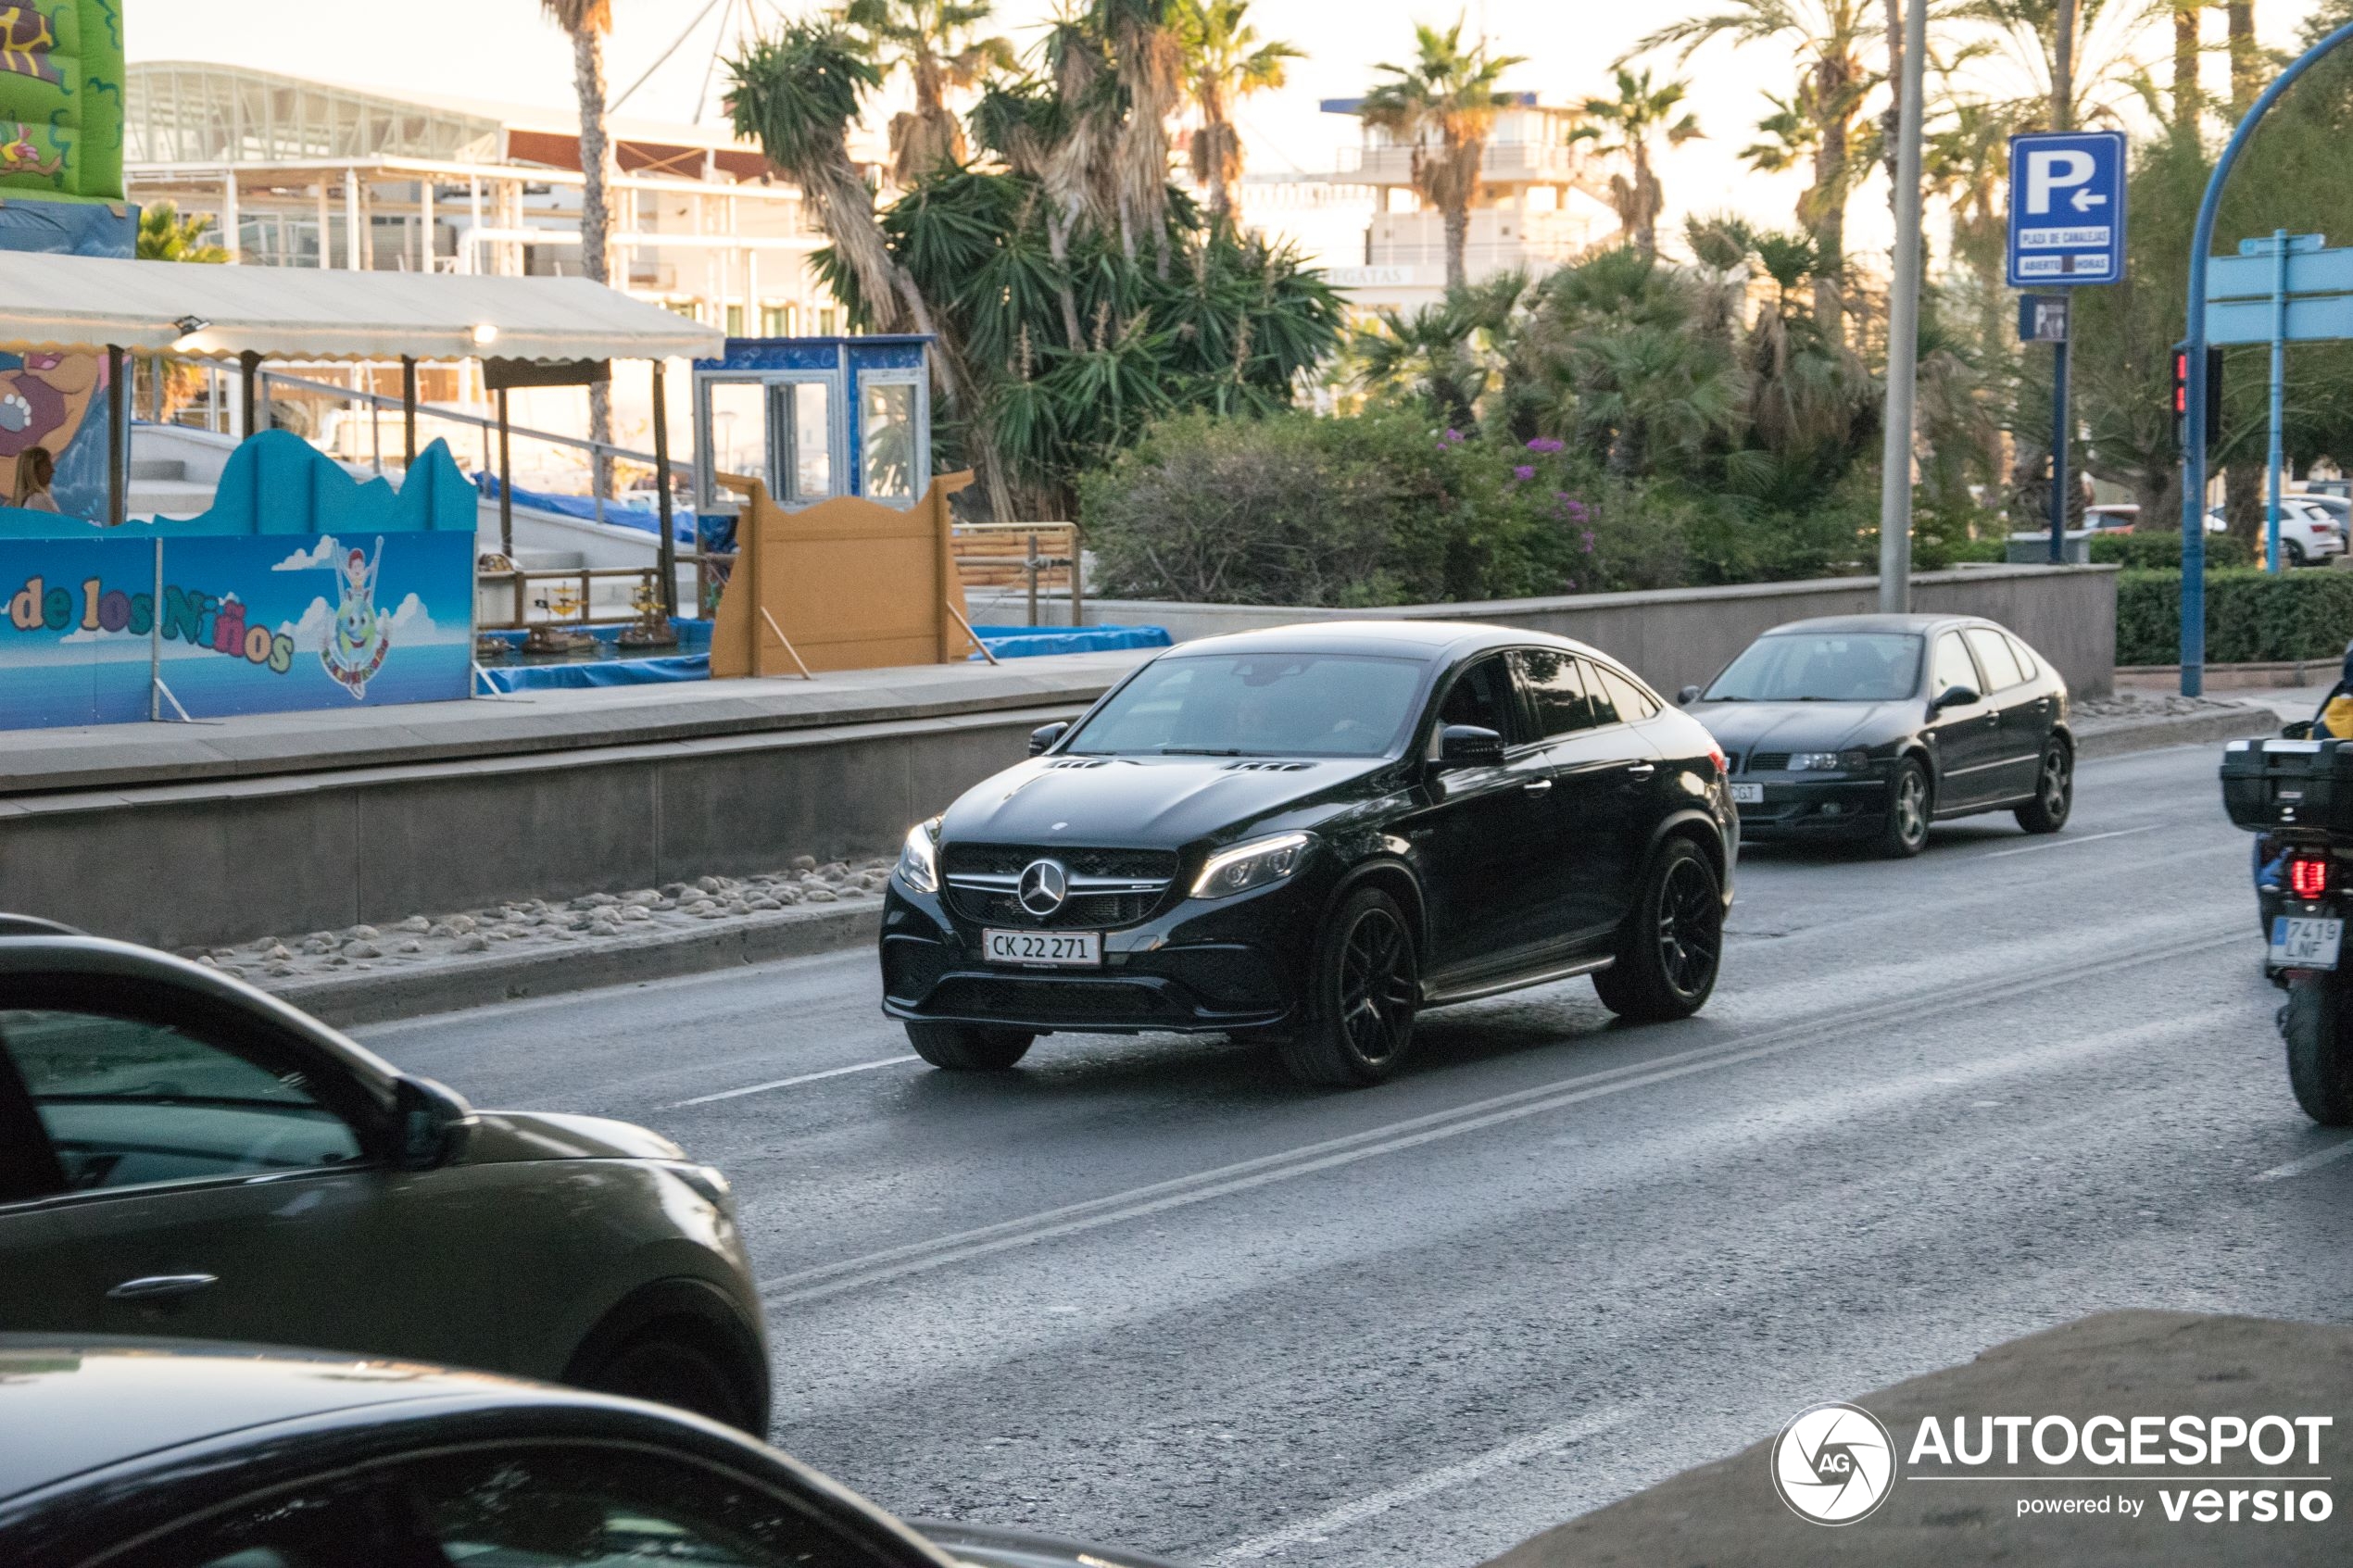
2006, 131, 2128, 287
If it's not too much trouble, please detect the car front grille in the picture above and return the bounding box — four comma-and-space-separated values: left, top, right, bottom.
1746, 752, 1792, 772
941, 844, 1180, 880
949, 888, 1162, 928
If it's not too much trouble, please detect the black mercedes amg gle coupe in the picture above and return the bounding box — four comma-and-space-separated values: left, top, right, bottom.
880, 621, 1738, 1085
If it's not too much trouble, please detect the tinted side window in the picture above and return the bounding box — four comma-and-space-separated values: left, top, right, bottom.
93, 1472, 398, 1568
0, 1010, 361, 1191
1963, 628, 2024, 692
404, 1445, 893, 1568
1592, 664, 1662, 721
1931, 633, 1980, 698
1435, 655, 1517, 743
2006, 634, 2042, 681
1513, 648, 1606, 737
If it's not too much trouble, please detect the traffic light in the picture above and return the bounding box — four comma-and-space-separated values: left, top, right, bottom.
2172, 344, 2223, 449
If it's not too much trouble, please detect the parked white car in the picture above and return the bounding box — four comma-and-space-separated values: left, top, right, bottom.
2206, 498, 2347, 565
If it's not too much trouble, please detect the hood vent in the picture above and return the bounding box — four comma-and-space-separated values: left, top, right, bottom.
1045, 759, 1110, 770
1224, 760, 1312, 772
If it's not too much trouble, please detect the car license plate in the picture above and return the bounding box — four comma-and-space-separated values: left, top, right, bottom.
2271, 916, 2343, 970
1730, 783, 1764, 805
984, 928, 1101, 967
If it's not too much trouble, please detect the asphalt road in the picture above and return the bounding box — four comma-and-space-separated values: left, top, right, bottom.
358, 739, 2353, 1567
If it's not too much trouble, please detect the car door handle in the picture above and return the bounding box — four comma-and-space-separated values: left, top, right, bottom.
1522, 778, 1554, 794
107, 1274, 219, 1302
1622, 762, 1655, 778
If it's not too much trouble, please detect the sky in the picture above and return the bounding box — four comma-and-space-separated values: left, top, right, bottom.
125, 0, 2331, 265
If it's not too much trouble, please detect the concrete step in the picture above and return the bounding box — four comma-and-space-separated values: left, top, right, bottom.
129, 479, 220, 518
128, 458, 187, 481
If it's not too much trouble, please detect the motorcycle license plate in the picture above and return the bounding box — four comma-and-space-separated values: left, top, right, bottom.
984, 928, 1101, 968
2270, 916, 2343, 971
1730, 784, 1764, 805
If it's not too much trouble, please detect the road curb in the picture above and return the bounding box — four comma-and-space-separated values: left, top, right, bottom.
2075, 704, 2275, 760
269, 900, 884, 1029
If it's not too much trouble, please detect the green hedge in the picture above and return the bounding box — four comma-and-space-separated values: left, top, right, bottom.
2117, 569, 2353, 664
2090, 533, 2253, 570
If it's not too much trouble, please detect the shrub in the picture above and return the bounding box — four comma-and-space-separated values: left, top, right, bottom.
2090, 532, 2254, 570
1078, 408, 1692, 607
2116, 568, 2353, 664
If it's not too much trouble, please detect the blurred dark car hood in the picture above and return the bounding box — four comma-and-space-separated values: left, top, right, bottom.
912, 1519, 1187, 1568
941, 755, 1386, 850
1686, 699, 1921, 754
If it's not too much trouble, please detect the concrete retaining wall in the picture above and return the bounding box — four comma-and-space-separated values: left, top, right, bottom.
2, 705, 1071, 951
974, 563, 2119, 699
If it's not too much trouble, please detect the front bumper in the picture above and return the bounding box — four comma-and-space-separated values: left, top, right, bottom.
879, 871, 1327, 1035
1733, 773, 1889, 839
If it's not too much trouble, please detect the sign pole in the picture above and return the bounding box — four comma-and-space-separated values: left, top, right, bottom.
2048, 0, 2075, 565
2268, 228, 2288, 574
1876, 0, 1927, 613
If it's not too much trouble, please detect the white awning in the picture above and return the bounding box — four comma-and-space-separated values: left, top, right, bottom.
0, 252, 724, 362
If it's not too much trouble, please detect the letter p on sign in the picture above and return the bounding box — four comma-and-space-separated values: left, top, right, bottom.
2025, 149, 2095, 214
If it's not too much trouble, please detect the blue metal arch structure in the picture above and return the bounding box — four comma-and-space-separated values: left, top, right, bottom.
2182, 20, 2353, 695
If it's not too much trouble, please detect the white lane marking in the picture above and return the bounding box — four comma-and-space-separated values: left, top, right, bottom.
1979, 824, 2161, 859
2253, 1136, 2353, 1183
1207, 1405, 1642, 1564
666, 1055, 917, 1108
758, 925, 2244, 1304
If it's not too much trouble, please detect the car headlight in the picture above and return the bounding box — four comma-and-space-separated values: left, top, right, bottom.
1788, 751, 1871, 772
1191, 832, 1313, 899
896, 818, 940, 894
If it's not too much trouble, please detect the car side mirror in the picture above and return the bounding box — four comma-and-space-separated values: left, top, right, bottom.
1931, 684, 1981, 713
1438, 724, 1504, 768
391, 1075, 475, 1173
1028, 721, 1069, 756
1676, 685, 1701, 707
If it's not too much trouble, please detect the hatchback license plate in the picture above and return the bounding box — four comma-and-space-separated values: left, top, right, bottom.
2271, 916, 2343, 970
1730, 783, 1764, 805
984, 928, 1101, 967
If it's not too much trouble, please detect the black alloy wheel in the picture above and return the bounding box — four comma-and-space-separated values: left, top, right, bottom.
2286, 538, 2309, 568
2015, 739, 2073, 834
1878, 758, 1931, 859
904, 1022, 1036, 1071
1593, 837, 1723, 1022
1280, 886, 1419, 1087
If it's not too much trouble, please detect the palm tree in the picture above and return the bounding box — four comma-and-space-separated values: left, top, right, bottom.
541, 0, 618, 497
1360, 17, 1529, 294
1097, 0, 1186, 274
2227, 0, 2257, 114
1170, 0, 1302, 220
1638, 0, 1878, 343
1573, 68, 1701, 257
137, 202, 229, 265
846, 0, 1017, 184
2172, 0, 2205, 131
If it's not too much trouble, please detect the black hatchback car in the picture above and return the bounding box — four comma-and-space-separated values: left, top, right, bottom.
0, 1336, 1177, 1568
881, 622, 1738, 1085
1680, 613, 2073, 858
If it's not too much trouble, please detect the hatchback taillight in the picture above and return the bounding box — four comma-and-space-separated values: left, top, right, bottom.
2291, 855, 2332, 899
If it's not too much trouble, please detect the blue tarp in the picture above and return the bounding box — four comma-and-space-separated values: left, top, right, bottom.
478, 654, 710, 693
473, 472, 701, 544
477, 619, 713, 654
968, 623, 1173, 660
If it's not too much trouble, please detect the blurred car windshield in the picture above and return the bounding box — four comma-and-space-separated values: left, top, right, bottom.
1067, 653, 1427, 758
1705, 633, 1923, 703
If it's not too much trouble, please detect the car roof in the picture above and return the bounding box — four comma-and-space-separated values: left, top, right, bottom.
1158, 619, 1607, 664
0, 1337, 560, 1502
1762, 613, 1991, 636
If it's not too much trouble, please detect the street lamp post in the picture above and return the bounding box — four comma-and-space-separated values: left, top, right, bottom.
1877, 0, 1929, 613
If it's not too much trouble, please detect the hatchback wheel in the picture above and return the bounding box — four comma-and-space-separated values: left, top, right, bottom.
2015, 739, 2072, 834
2286, 538, 2309, 568
576, 1329, 762, 1433
1593, 838, 1723, 1022
1279, 886, 1419, 1087
1877, 758, 1931, 859
905, 1022, 1035, 1071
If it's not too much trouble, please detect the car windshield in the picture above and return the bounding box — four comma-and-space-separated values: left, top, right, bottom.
1064, 653, 1427, 758
1704, 633, 1923, 703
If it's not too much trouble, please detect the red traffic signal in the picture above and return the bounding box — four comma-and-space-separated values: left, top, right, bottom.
2172, 345, 2223, 448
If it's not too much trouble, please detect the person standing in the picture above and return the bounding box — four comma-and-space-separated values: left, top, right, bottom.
11, 446, 58, 512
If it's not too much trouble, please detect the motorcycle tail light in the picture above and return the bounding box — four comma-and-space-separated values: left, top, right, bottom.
2291, 855, 2331, 899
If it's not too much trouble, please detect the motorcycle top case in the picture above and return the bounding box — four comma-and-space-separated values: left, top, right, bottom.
2221, 736, 2353, 833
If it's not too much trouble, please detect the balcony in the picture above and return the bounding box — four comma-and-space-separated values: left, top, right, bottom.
1334, 138, 1585, 188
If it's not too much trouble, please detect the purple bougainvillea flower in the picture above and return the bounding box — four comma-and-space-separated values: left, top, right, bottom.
1581, 530, 1596, 553
1513, 464, 1536, 482
1527, 437, 1565, 454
